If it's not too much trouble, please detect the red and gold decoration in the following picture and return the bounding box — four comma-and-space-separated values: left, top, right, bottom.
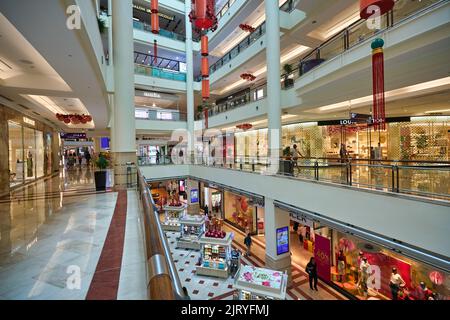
240, 73, 256, 81
239, 23, 255, 33
189, 0, 218, 31
371, 38, 386, 130
56, 114, 93, 125
150, 0, 159, 34
205, 217, 226, 239
360, 0, 394, 19
190, 0, 219, 117
236, 123, 253, 131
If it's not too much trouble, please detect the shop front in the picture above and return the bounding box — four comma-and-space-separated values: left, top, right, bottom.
223, 190, 264, 235
2, 105, 60, 195
233, 116, 450, 162
288, 210, 449, 300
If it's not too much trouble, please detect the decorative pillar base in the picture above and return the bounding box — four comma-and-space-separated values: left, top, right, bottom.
265, 254, 292, 285
112, 152, 137, 190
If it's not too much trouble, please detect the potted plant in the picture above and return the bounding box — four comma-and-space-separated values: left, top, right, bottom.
94, 154, 109, 191
97, 17, 107, 34
283, 64, 294, 89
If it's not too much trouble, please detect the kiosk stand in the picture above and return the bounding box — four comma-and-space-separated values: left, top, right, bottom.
161, 204, 187, 232
196, 232, 233, 279
233, 266, 288, 300
176, 215, 205, 250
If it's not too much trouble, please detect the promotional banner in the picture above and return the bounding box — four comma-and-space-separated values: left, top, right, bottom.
314, 234, 331, 282
276, 226, 289, 255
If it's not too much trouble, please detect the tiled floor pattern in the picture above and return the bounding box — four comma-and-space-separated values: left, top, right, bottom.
167, 222, 347, 300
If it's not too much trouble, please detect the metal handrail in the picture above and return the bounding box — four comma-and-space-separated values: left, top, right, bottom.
137, 169, 188, 300
134, 51, 182, 72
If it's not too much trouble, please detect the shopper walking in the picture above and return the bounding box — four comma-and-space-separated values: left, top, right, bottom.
291, 144, 303, 174
156, 150, 161, 164
306, 257, 318, 291
244, 233, 252, 257
85, 151, 91, 167
339, 143, 348, 163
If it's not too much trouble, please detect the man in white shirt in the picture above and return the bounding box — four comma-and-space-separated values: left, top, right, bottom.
389, 267, 406, 300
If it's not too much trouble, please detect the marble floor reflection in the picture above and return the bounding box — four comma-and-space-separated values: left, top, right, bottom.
0, 168, 120, 300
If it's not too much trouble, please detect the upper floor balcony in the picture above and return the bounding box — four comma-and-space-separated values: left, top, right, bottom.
197, 0, 449, 120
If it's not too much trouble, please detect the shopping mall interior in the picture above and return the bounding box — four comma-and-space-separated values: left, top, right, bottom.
0, 0, 449, 305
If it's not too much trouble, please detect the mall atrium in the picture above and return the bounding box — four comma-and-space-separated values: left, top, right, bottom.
0, 0, 449, 304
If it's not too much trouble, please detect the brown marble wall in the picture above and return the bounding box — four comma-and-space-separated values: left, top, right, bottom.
0, 108, 9, 197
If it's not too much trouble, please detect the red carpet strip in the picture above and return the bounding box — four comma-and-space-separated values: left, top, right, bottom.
85, 190, 128, 300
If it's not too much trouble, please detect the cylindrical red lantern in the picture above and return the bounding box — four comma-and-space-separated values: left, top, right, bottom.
371, 38, 386, 130
190, 0, 217, 31
202, 79, 210, 100
201, 57, 209, 78
201, 35, 209, 57
151, 14, 159, 34
360, 0, 394, 19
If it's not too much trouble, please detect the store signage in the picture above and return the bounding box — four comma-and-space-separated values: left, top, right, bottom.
133, 5, 174, 20
142, 91, 162, 99
135, 109, 148, 119
60, 132, 87, 139
23, 117, 35, 126
350, 113, 372, 121
314, 234, 331, 282
318, 116, 411, 126
276, 226, 290, 255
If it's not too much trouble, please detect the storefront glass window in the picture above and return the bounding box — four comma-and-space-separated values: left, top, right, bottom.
8, 121, 24, 187
332, 231, 449, 300
23, 127, 36, 181
224, 191, 256, 234
35, 130, 44, 178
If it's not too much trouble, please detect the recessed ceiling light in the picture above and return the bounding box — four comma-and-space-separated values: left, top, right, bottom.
19, 59, 33, 65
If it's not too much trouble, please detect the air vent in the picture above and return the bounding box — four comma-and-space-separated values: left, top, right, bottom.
17, 104, 30, 110
0, 94, 13, 102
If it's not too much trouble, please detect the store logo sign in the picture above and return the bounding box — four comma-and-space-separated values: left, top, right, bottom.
23, 117, 35, 126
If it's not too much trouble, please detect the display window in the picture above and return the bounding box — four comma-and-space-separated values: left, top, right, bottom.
35, 130, 44, 178
331, 231, 449, 300
23, 127, 36, 181
224, 191, 257, 234
8, 121, 24, 187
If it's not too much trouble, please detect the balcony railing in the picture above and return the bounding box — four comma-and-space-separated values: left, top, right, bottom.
139, 155, 450, 201
135, 63, 187, 82
134, 51, 182, 72
136, 109, 187, 121
201, 0, 446, 119
133, 19, 186, 42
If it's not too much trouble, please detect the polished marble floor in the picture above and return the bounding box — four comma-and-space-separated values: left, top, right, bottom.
0, 168, 145, 300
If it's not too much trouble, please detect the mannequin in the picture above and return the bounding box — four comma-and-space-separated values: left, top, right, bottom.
358, 257, 370, 297
337, 250, 346, 283
389, 267, 406, 300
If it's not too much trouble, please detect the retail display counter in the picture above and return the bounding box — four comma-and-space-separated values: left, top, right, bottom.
176, 215, 205, 250
161, 204, 186, 232
234, 266, 288, 300
196, 232, 233, 279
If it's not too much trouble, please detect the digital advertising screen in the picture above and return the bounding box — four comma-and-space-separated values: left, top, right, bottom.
190, 189, 199, 203
276, 226, 289, 255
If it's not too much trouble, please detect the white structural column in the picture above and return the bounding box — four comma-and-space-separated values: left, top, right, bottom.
265, 0, 282, 170
111, 0, 136, 188
264, 198, 292, 282
185, 1, 195, 160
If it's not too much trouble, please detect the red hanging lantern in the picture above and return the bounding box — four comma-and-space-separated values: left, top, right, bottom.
201, 57, 209, 78
189, 0, 218, 31
371, 38, 386, 130
360, 0, 394, 19
150, 0, 159, 34
201, 35, 209, 56
236, 123, 253, 131
63, 117, 71, 124
202, 79, 210, 101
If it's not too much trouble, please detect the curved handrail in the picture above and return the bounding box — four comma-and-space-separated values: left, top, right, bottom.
137, 169, 188, 300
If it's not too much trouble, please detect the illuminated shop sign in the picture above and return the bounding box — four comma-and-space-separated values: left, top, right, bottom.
23, 117, 35, 126
60, 133, 87, 139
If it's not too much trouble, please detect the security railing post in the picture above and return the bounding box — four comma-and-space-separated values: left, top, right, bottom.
391, 165, 396, 192
348, 160, 352, 186
396, 166, 400, 193
315, 161, 319, 181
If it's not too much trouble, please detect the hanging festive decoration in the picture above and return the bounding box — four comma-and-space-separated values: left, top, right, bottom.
150, 0, 160, 34
56, 114, 93, 125
371, 38, 386, 130
360, 0, 395, 19
189, 0, 218, 32
240, 73, 256, 81
239, 23, 255, 33
236, 123, 253, 131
